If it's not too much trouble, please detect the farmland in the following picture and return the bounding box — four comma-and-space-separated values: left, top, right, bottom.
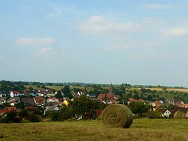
0, 119, 188, 141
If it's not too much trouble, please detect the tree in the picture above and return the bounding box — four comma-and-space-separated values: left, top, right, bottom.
70, 94, 101, 119
15, 102, 25, 110
29, 86, 33, 91
54, 90, 63, 98
62, 86, 73, 99
128, 102, 152, 117
133, 93, 140, 99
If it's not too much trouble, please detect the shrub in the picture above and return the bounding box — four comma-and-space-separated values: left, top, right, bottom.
148, 111, 162, 119
28, 114, 41, 122
0, 111, 21, 123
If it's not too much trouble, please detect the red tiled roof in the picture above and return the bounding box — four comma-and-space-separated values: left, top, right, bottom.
111, 98, 116, 103
128, 98, 135, 102
5, 107, 16, 111
34, 97, 45, 103
0, 110, 8, 114
12, 91, 20, 94
154, 101, 163, 107
137, 99, 144, 103
184, 104, 188, 108
98, 94, 114, 99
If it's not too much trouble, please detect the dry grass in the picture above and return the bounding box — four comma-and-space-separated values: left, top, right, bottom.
45, 86, 64, 91
167, 88, 188, 93
0, 119, 188, 141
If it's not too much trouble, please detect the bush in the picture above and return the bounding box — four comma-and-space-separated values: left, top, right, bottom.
50, 112, 61, 121
60, 107, 73, 121
28, 114, 41, 122
148, 111, 162, 119
0, 111, 21, 123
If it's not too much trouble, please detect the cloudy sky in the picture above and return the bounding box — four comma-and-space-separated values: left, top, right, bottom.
1, 0, 188, 87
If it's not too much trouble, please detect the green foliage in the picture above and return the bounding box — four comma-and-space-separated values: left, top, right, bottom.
71, 94, 101, 116
48, 95, 104, 121
47, 107, 73, 121
128, 102, 152, 118
148, 111, 162, 119
28, 114, 41, 122
50, 112, 61, 121
15, 102, 25, 110
62, 86, 73, 99
54, 90, 63, 98
0, 111, 21, 123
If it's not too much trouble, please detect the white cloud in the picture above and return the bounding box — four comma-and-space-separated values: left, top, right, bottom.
78, 16, 141, 36
17, 37, 55, 46
163, 28, 188, 36
143, 3, 170, 10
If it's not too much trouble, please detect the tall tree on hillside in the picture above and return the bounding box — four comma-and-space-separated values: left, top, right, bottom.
62, 86, 73, 99
55, 90, 63, 98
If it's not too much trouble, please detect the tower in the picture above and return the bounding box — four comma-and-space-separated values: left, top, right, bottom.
109, 84, 115, 94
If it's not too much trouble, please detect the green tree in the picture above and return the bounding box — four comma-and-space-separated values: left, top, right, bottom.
62, 86, 73, 99
128, 102, 152, 118
55, 90, 63, 98
71, 94, 101, 119
15, 102, 25, 110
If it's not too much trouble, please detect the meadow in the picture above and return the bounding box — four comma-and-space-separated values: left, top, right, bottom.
0, 119, 188, 141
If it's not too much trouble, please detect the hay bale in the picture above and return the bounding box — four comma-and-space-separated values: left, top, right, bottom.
186, 111, 188, 119
173, 110, 186, 119
102, 104, 133, 128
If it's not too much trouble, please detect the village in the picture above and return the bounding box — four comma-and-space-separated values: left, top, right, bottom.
0, 82, 188, 121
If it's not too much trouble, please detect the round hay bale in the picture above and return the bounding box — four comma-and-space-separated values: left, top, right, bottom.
102, 104, 133, 128
174, 110, 186, 119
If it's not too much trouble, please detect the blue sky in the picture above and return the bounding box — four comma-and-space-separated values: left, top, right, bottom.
1, 0, 188, 87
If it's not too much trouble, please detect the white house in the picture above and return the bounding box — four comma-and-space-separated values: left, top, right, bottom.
10, 91, 24, 97
46, 97, 59, 103
0, 97, 6, 105
161, 109, 171, 118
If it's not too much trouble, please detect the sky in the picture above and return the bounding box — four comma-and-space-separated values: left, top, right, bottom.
1, 0, 188, 87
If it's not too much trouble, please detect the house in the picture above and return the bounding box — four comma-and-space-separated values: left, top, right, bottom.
46, 97, 59, 103
184, 104, 188, 108
137, 99, 145, 103
0, 91, 6, 97
161, 109, 171, 118
33, 96, 45, 106
97, 94, 119, 104
0, 97, 6, 105
0, 91, 2, 97
21, 97, 35, 106
73, 91, 83, 98
28, 90, 37, 97
97, 84, 121, 104
10, 91, 24, 97
175, 100, 185, 107
7, 97, 20, 106
127, 98, 145, 105
0, 110, 8, 116
127, 98, 135, 104
87, 94, 97, 100
152, 101, 164, 110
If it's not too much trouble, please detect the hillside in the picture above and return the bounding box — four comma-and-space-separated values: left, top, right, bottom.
1, 80, 188, 103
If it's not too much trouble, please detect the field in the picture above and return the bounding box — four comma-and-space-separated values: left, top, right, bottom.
0, 119, 188, 141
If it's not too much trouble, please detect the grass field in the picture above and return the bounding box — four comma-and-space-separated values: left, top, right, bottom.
0, 119, 188, 141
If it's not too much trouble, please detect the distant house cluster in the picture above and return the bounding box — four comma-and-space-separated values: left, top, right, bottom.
125, 97, 188, 118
